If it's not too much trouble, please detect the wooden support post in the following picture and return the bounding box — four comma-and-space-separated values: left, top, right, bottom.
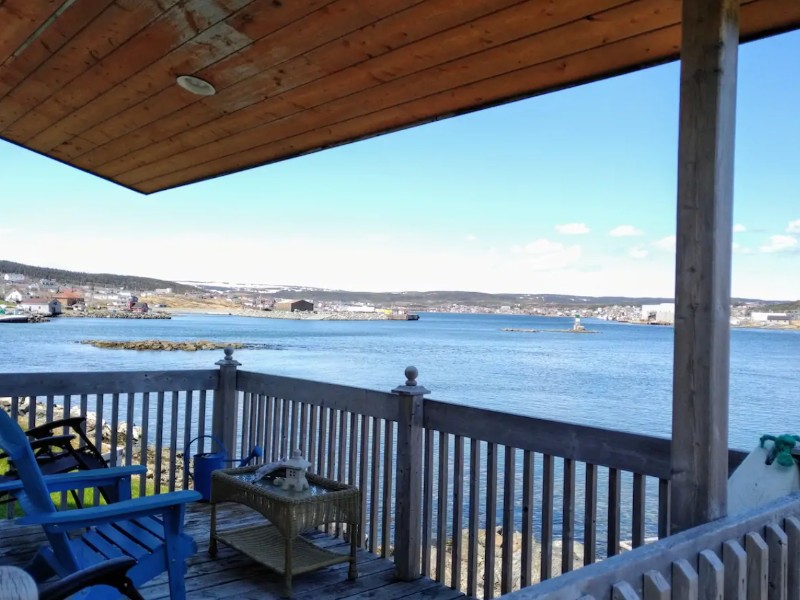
671, 0, 739, 532
213, 348, 241, 459
393, 366, 429, 581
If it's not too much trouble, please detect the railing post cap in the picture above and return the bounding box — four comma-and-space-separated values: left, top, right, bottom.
215, 347, 241, 367
392, 366, 429, 395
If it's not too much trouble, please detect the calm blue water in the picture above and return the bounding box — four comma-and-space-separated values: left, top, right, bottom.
0, 312, 797, 450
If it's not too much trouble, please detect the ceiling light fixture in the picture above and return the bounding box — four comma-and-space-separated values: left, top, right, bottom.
176, 75, 216, 96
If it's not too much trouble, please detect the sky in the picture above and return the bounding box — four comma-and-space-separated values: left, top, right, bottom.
0, 31, 798, 301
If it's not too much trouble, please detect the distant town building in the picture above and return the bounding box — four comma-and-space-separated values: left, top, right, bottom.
54, 290, 85, 307
4, 288, 23, 303
750, 311, 790, 322
131, 302, 149, 313
341, 304, 376, 313
2, 273, 25, 282
274, 299, 314, 312
20, 298, 62, 316
641, 303, 675, 324
154, 287, 173, 294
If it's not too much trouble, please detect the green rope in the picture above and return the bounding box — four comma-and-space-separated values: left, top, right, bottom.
760, 434, 800, 467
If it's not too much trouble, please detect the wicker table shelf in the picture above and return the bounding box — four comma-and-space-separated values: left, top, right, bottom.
209, 465, 360, 597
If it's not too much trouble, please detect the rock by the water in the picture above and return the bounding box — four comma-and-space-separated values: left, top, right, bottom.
78, 339, 248, 351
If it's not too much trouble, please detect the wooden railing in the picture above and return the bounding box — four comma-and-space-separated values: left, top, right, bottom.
0, 351, 757, 600
503, 492, 800, 600
0, 369, 218, 512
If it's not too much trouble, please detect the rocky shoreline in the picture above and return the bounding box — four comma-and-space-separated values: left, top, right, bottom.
61, 310, 170, 319
173, 307, 390, 321
78, 339, 273, 351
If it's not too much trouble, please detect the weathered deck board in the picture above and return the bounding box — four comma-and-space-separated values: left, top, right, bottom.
0, 502, 469, 600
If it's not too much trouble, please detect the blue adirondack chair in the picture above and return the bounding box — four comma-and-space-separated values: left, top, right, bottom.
0, 410, 202, 599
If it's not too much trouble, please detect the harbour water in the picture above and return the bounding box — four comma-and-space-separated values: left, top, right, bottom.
1, 312, 798, 450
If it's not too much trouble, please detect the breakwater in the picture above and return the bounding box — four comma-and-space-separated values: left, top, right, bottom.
78, 340, 273, 351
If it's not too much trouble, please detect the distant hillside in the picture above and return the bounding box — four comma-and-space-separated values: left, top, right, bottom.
0, 260, 199, 293
766, 300, 800, 312
192, 283, 779, 309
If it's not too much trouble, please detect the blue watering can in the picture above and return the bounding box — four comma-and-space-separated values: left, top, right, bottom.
186, 435, 263, 501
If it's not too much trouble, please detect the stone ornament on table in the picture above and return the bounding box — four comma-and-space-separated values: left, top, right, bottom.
254, 449, 312, 491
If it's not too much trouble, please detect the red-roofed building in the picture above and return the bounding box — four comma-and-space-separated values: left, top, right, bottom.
54, 290, 85, 307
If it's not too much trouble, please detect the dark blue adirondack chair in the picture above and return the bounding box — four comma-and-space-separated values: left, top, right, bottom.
0, 410, 202, 599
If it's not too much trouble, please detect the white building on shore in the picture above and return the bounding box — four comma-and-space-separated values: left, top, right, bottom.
641, 303, 675, 324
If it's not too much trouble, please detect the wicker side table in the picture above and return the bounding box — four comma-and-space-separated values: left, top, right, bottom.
210, 465, 360, 597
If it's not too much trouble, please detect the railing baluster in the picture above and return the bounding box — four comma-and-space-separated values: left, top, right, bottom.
358, 413, 368, 548
182, 391, 194, 490
766, 523, 788, 600
198, 390, 207, 454
7, 396, 20, 517
521, 450, 535, 587
467, 438, 481, 598
241, 392, 252, 458
308, 404, 318, 472
381, 419, 394, 558
271, 396, 281, 461
109, 393, 120, 468
658, 478, 671, 539
63, 394, 72, 430
485, 441, 498, 599
154, 392, 164, 496
369, 416, 380, 554
125, 392, 135, 468
562, 457, 575, 574
45, 394, 54, 423
327, 409, 338, 482
266, 395, 277, 462
317, 407, 328, 477
584, 463, 598, 566
140, 392, 150, 496
280, 398, 290, 459
746, 531, 769, 599
336, 410, 347, 537
422, 428, 434, 578
785, 517, 800, 600
27, 395, 36, 429
94, 393, 104, 506
290, 400, 299, 452
300, 403, 309, 458
502, 445, 516, 593
436, 431, 449, 582
169, 391, 179, 492
541, 453, 554, 580
633, 473, 646, 548
452, 434, 465, 591
259, 394, 269, 461
608, 467, 622, 556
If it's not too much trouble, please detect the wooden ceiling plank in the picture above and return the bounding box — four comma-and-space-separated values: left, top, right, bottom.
0, 1, 117, 99
29, 0, 340, 156
119, 0, 676, 185
0, 0, 182, 134
93, 0, 626, 179
64, 0, 431, 166
7, 0, 254, 144
26, 0, 263, 152
132, 0, 795, 193
135, 25, 687, 193
0, 1, 62, 67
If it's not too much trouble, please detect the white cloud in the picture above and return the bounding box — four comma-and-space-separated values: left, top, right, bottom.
555, 222, 590, 235
733, 243, 753, 255
628, 246, 649, 260
511, 238, 582, 270
464, 234, 478, 242
787, 220, 800, 233
760, 235, 798, 253
609, 225, 644, 237
733, 224, 746, 233
653, 235, 677, 251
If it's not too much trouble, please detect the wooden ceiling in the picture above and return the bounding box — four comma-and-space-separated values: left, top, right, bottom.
1, 0, 798, 194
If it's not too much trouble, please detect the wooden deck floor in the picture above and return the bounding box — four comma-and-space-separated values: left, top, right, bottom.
0, 502, 468, 600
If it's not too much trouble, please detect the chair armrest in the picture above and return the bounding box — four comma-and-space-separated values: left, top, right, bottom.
29, 434, 76, 452
0, 465, 146, 495
37, 556, 142, 600
25, 417, 86, 439
19, 490, 202, 529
